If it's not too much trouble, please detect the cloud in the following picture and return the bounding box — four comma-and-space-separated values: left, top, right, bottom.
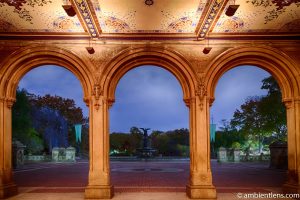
210, 65, 270, 129
110, 66, 188, 132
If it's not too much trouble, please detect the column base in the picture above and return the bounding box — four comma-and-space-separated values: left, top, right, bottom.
85, 185, 114, 199
186, 185, 217, 199
0, 183, 18, 199
282, 182, 300, 194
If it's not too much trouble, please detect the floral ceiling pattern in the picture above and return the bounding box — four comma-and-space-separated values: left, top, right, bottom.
214, 0, 300, 33
0, 0, 299, 35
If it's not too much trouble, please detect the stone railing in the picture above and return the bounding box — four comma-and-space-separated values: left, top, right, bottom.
52, 147, 76, 162
217, 147, 270, 162
25, 155, 51, 162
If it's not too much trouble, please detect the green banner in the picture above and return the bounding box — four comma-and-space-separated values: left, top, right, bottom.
74, 124, 82, 143
210, 124, 216, 142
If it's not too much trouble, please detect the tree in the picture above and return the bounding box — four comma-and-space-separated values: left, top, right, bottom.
213, 120, 246, 151
30, 106, 68, 152
229, 76, 287, 153
30, 94, 85, 148
12, 89, 44, 154
129, 126, 143, 151
110, 127, 143, 155
260, 76, 287, 140
30, 94, 84, 124
230, 96, 268, 153
12, 89, 32, 141
151, 128, 189, 156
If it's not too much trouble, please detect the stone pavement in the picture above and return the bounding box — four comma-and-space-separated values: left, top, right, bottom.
7, 160, 291, 200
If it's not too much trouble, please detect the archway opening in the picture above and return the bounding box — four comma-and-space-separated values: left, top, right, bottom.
12, 65, 89, 189
109, 65, 189, 192
210, 65, 287, 195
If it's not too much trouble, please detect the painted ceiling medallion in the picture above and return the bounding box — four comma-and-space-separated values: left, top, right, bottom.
145, 0, 154, 6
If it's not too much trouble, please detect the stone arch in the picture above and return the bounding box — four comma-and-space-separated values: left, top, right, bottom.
205, 46, 300, 103
100, 47, 197, 107
205, 46, 300, 194
0, 45, 95, 199
0, 45, 93, 101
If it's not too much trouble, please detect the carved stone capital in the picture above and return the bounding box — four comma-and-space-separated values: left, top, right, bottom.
283, 98, 293, 109
0, 97, 16, 109
107, 98, 115, 108
208, 97, 215, 107
294, 96, 300, 103
183, 98, 191, 107
6, 98, 15, 109
186, 97, 196, 107
83, 97, 90, 107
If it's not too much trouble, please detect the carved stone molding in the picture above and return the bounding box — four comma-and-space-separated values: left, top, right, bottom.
0, 97, 16, 109
183, 98, 191, 107
191, 171, 212, 185
93, 84, 102, 101
6, 98, 15, 109
196, 77, 207, 110
209, 97, 215, 107
294, 96, 300, 103
283, 98, 294, 109
93, 84, 103, 110
107, 98, 115, 108
83, 97, 90, 107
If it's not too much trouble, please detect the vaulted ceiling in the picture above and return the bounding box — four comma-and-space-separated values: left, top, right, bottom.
0, 0, 299, 39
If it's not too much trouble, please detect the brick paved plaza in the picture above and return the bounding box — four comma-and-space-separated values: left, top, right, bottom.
8, 159, 289, 199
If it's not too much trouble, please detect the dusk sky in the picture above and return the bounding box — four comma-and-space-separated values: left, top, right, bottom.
19, 65, 270, 132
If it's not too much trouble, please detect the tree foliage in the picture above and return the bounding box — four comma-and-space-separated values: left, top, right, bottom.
12, 89, 87, 155
31, 106, 68, 152
228, 76, 286, 153
151, 128, 189, 156
30, 94, 84, 124
29, 94, 86, 150
110, 127, 189, 157
259, 76, 286, 139
12, 89, 44, 154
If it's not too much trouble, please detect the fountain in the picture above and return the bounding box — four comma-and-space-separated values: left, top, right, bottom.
136, 128, 157, 158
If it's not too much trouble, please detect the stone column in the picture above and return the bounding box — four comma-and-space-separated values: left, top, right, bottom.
283, 99, 300, 194
186, 84, 216, 199
0, 97, 18, 198
85, 90, 113, 199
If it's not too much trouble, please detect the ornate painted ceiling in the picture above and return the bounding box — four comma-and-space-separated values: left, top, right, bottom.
93, 0, 207, 33
0, 0, 299, 38
213, 0, 300, 33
